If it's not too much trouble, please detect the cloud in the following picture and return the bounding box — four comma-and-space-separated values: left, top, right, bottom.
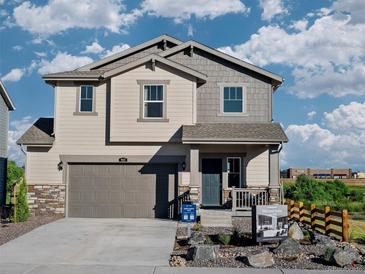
8, 116, 34, 166
38, 52, 93, 74
187, 24, 194, 37
332, 0, 365, 24
140, 0, 249, 23
259, 0, 287, 21
12, 45, 23, 51
307, 111, 316, 120
102, 44, 130, 57
282, 102, 365, 170
13, 0, 141, 36
290, 19, 308, 31
1, 68, 25, 82
219, 6, 365, 98
82, 41, 105, 54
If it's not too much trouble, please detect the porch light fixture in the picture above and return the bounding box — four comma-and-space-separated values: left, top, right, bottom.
57, 161, 63, 171
182, 161, 186, 171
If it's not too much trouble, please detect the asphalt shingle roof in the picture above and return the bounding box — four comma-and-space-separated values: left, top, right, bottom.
17, 118, 55, 145
182, 123, 288, 143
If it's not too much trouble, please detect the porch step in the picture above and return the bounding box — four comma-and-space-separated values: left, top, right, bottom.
232, 210, 252, 217
200, 209, 233, 227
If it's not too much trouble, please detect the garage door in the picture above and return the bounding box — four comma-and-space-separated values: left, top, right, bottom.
68, 163, 177, 218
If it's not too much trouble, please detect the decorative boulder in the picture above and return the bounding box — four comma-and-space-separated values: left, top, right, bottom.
314, 233, 337, 255
187, 245, 220, 261
188, 231, 205, 245
273, 238, 302, 260
247, 251, 274, 268
288, 222, 304, 241
333, 248, 360, 267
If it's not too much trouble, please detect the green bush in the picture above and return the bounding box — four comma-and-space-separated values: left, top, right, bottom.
6, 161, 24, 205
14, 179, 29, 222
218, 233, 231, 245
284, 175, 365, 213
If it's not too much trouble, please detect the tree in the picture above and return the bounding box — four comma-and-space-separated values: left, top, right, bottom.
6, 161, 24, 205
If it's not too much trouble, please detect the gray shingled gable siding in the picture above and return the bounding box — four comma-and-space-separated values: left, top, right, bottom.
167, 48, 272, 123
95, 42, 175, 71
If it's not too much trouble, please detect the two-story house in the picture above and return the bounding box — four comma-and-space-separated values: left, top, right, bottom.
0, 80, 15, 206
17, 35, 288, 218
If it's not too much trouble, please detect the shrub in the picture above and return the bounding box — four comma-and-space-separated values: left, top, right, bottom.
218, 233, 231, 245
14, 179, 29, 222
6, 161, 24, 204
193, 223, 202, 231
204, 235, 214, 245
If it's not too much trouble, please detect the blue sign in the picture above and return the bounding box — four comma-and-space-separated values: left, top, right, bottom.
181, 203, 196, 223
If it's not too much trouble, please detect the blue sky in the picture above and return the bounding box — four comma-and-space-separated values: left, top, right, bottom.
1, 0, 365, 170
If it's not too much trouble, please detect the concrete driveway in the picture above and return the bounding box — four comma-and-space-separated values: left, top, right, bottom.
0, 218, 176, 270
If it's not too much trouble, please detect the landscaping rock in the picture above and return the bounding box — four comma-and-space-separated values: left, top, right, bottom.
273, 238, 302, 260
188, 231, 205, 245
187, 244, 220, 261
333, 249, 358, 267
313, 233, 336, 247
247, 250, 274, 268
288, 222, 304, 241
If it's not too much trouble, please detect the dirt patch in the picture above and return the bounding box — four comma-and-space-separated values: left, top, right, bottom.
0, 215, 63, 246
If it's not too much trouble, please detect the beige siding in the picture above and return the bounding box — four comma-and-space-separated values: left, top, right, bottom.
110, 65, 194, 142
0, 97, 9, 158
25, 66, 191, 184
246, 147, 269, 186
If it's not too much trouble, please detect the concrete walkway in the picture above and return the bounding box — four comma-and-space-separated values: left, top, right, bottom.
0, 265, 363, 274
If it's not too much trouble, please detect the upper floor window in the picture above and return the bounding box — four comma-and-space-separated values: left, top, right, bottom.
80, 85, 94, 112
143, 85, 164, 118
222, 86, 245, 113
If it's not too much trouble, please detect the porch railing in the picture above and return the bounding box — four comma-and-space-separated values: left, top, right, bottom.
232, 186, 283, 211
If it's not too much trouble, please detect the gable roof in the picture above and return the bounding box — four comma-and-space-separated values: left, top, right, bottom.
17, 118, 54, 146
103, 54, 207, 82
44, 54, 208, 83
182, 123, 288, 144
159, 40, 283, 87
78, 34, 182, 71
0, 80, 15, 110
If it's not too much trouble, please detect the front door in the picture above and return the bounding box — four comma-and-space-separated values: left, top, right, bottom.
202, 158, 222, 206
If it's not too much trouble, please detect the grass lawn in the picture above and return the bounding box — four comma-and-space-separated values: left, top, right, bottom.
348, 184, 365, 193
349, 218, 365, 244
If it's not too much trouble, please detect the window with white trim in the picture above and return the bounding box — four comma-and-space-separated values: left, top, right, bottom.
223, 86, 244, 113
143, 85, 164, 118
80, 85, 94, 112
227, 157, 241, 188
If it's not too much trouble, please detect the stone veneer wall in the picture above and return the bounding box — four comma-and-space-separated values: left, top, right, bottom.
27, 184, 65, 216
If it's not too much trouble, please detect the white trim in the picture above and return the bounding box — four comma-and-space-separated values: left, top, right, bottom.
142, 84, 165, 119
227, 157, 242, 188
192, 81, 197, 124
79, 85, 94, 113
218, 83, 247, 116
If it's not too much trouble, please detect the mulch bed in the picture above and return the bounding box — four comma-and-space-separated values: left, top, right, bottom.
0, 215, 63, 246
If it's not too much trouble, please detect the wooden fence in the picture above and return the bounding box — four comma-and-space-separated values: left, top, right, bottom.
284, 199, 349, 242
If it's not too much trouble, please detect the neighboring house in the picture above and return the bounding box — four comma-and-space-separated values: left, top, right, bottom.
0, 80, 15, 206
17, 35, 288, 218
285, 168, 352, 179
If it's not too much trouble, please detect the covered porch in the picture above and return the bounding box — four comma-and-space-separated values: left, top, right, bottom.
181, 123, 288, 212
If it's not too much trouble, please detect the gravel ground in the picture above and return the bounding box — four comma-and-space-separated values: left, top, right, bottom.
172, 218, 365, 270
0, 215, 63, 246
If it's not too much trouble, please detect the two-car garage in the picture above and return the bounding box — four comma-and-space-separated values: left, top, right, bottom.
67, 163, 178, 218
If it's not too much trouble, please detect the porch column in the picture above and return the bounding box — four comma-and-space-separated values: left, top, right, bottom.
189, 145, 200, 204
269, 144, 281, 204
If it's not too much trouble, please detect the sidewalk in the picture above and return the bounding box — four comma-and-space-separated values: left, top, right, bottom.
1, 264, 363, 274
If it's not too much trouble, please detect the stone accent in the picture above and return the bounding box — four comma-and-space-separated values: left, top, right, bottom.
27, 184, 65, 216
188, 186, 200, 203
269, 187, 281, 204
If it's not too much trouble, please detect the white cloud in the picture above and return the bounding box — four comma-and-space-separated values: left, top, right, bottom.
141, 0, 249, 23
307, 111, 316, 120
12, 45, 23, 51
13, 0, 141, 36
38, 52, 93, 74
82, 41, 105, 54
102, 44, 130, 57
332, 0, 365, 24
259, 0, 287, 21
290, 19, 308, 31
282, 102, 365, 170
219, 8, 365, 98
8, 116, 34, 166
1, 68, 24, 82
324, 101, 365, 131
187, 24, 194, 37
34, 51, 47, 58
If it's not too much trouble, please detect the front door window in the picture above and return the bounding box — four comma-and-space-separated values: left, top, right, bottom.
227, 157, 241, 188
